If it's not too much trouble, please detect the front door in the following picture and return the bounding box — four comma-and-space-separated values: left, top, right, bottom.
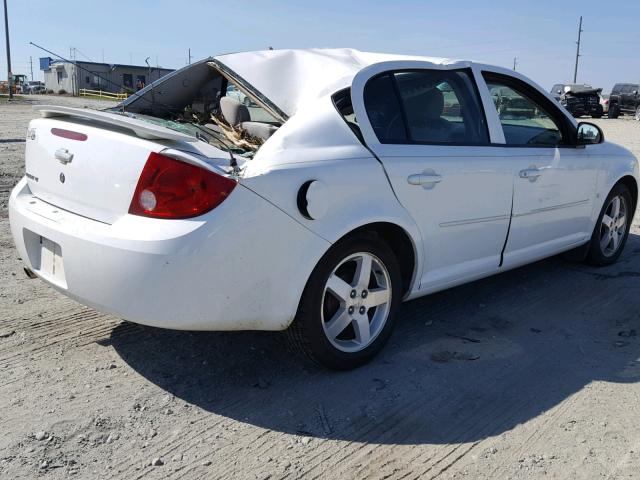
351, 63, 513, 292
481, 71, 598, 268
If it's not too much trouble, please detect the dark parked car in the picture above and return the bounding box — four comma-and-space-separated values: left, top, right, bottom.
608, 83, 640, 120
491, 86, 537, 118
550, 83, 603, 118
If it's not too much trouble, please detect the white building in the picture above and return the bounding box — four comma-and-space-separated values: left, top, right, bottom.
40, 57, 173, 95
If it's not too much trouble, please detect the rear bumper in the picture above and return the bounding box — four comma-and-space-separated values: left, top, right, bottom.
9, 177, 329, 331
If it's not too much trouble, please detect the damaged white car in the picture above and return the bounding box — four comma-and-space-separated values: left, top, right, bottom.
9, 49, 639, 369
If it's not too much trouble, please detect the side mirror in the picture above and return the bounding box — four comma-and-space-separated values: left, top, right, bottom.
576, 122, 604, 146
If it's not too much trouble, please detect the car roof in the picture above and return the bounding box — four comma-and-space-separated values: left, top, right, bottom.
214, 48, 465, 117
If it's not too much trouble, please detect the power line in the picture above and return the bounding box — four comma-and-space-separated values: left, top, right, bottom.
73, 46, 94, 63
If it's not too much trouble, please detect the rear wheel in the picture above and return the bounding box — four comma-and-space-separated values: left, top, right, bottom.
585, 184, 633, 266
288, 234, 402, 370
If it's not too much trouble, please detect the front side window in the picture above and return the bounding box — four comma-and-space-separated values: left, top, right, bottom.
363, 69, 488, 145
484, 74, 565, 147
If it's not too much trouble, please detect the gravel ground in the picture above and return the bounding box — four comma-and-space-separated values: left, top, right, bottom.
1, 95, 640, 479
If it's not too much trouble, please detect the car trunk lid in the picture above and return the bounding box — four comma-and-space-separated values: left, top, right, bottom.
25, 107, 234, 224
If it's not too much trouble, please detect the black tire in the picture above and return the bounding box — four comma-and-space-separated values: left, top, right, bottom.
287, 233, 402, 370
592, 113, 602, 119
609, 104, 620, 119
585, 184, 633, 266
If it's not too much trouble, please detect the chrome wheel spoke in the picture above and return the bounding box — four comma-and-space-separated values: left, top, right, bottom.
353, 254, 372, 289
353, 316, 371, 345
326, 274, 352, 302
611, 232, 621, 251
364, 288, 390, 308
325, 308, 352, 339
616, 215, 626, 229
602, 214, 614, 229
611, 197, 621, 218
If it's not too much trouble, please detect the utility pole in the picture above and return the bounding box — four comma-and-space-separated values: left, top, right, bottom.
188, 48, 191, 65
29, 56, 33, 80
573, 16, 583, 83
513, 57, 517, 71
3, 0, 13, 99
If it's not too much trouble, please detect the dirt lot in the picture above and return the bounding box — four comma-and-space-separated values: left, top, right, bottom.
1, 95, 640, 480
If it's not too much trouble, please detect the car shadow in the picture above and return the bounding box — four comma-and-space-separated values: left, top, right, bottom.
110, 233, 640, 445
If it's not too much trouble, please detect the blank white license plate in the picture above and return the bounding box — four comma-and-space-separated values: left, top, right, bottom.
39, 237, 66, 286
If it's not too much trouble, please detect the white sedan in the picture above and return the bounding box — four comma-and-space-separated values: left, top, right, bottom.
9, 49, 639, 369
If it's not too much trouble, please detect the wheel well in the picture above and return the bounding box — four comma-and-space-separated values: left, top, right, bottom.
617, 175, 638, 211
339, 222, 416, 296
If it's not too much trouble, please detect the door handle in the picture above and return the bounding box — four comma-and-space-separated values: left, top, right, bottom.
519, 168, 541, 180
55, 148, 73, 164
408, 173, 442, 185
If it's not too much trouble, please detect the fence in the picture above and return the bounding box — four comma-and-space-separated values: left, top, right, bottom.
79, 89, 129, 101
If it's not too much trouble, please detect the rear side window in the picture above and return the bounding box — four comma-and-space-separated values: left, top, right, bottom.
363, 69, 488, 145
611, 84, 623, 94
363, 74, 408, 143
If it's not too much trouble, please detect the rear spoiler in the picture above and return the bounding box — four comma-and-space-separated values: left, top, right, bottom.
33, 105, 197, 142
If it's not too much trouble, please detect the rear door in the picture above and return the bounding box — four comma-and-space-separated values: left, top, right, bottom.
351, 62, 513, 292
480, 71, 598, 268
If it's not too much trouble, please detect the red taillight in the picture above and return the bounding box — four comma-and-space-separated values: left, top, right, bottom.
129, 152, 236, 219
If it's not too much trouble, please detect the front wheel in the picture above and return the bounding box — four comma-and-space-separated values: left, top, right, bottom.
288, 234, 402, 370
585, 184, 633, 266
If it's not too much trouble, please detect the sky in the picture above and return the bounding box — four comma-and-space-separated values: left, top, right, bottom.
1, 0, 639, 93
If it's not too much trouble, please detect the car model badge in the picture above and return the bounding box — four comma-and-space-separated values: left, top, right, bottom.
59, 172, 65, 183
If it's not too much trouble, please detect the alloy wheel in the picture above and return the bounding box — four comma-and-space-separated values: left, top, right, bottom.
599, 195, 628, 257
321, 252, 392, 353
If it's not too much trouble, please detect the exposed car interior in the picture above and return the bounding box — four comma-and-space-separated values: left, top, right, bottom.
113, 60, 282, 155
